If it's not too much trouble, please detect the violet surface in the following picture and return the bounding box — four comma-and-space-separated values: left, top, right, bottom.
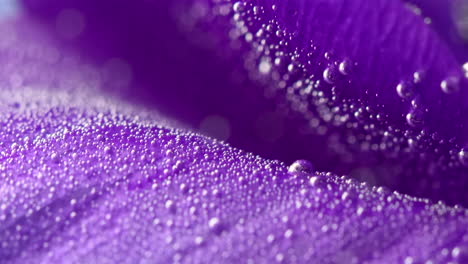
0, 1, 467, 263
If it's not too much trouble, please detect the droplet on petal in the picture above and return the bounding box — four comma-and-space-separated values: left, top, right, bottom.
288, 160, 314, 174
208, 217, 223, 234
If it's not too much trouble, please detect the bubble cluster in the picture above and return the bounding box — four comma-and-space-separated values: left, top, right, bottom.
1, 2, 468, 263
0, 87, 466, 263
173, 0, 468, 206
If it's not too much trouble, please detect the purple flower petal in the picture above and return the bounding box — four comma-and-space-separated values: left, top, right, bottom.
1, 2, 468, 264
20, 0, 468, 205
0, 70, 467, 264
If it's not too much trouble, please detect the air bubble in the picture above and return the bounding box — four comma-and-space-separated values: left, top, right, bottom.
208, 217, 223, 234
356, 207, 365, 216
194, 236, 204, 246
259, 59, 272, 74
165, 200, 176, 213
308, 175, 326, 187
396, 81, 415, 99
232, 2, 244, 12
413, 71, 424, 83
284, 229, 294, 238
253, 6, 260, 15
441, 76, 460, 94
267, 234, 275, 243
323, 66, 338, 84
458, 148, 468, 166
288, 160, 314, 174
338, 59, 353, 75
411, 96, 422, 108
463, 62, 468, 78
275, 253, 285, 262
406, 109, 424, 127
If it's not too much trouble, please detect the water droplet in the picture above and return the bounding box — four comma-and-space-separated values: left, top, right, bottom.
452, 247, 462, 258
396, 81, 415, 99
284, 229, 294, 238
323, 66, 338, 84
406, 109, 424, 127
411, 96, 422, 108
308, 175, 327, 187
232, 2, 244, 12
441, 76, 460, 94
463, 62, 468, 78
253, 6, 261, 15
275, 253, 285, 262
407, 138, 417, 149
192, 236, 204, 246
103, 146, 113, 155
338, 59, 353, 75
244, 33, 253, 42
288, 160, 314, 174
413, 71, 424, 83
341, 192, 349, 200
259, 59, 272, 74
404, 256, 414, 264
208, 217, 223, 234
356, 207, 365, 216
266, 234, 275, 243
165, 200, 176, 213
458, 148, 468, 166
51, 153, 61, 163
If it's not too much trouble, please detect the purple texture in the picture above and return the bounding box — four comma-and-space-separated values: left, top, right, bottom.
19, 0, 468, 205
0, 0, 466, 263
0, 78, 467, 264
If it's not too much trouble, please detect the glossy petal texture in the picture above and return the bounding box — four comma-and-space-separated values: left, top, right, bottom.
0, 26, 467, 261
2, 2, 468, 264
3, 88, 468, 264
20, 0, 468, 205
